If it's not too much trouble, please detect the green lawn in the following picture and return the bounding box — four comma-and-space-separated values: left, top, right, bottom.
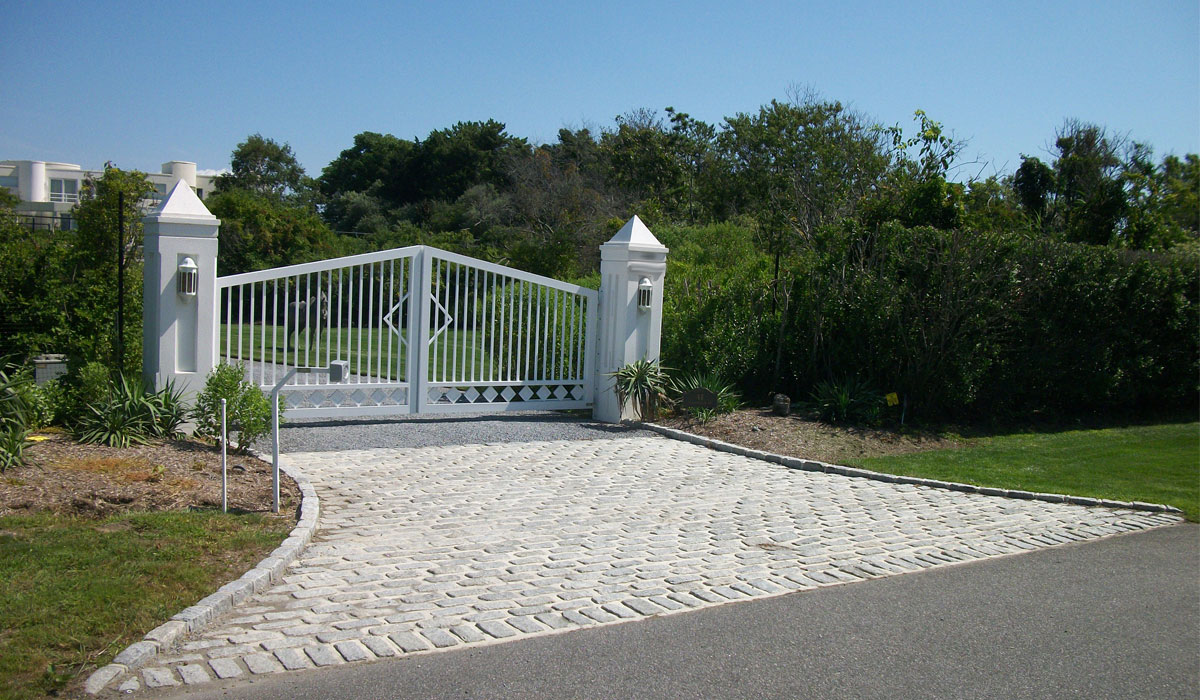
220, 323, 575, 382
0, 511, 292, 699
849, 422, 1200, 521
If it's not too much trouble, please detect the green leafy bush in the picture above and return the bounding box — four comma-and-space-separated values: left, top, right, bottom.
0, 361, 33, 472
191, 362, 277, 453
25, 378, 63, 428
63, 361, 114, 425
610, 359, 671, 421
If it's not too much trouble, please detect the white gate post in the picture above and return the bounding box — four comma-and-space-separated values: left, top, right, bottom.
142, 179, 220, 399
593, 215, 669, 422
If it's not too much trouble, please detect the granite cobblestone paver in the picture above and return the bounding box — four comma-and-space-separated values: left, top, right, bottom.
136, 436, 1178, 693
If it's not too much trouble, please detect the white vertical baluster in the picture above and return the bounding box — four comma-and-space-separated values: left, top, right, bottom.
534, 284, 544, 382
248, 283, 256, 383
224, 286, 232, 367
240, 285, 247, 369
336, 268, 343, 370
282, 278, 290, 383
439, 259, 448, 384
450, 262, 460, 384
356, 264, 364, 383
551, 288, 560, 382
482, 273, 492, 384
498, 276, 508, 382
463, 266, 472, 384
522, 281, 533, 384
367, 262, 377, 383
387, 259, 395, 383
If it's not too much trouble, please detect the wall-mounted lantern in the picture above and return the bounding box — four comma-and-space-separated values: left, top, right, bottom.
178, 257, 198, 296
637, 277, 653, 311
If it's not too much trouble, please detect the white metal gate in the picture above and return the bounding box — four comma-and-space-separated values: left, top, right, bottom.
216, 246, 597, 417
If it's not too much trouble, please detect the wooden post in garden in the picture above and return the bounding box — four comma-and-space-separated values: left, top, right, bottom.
593, 215, 668, 422
141, 179, 220, 399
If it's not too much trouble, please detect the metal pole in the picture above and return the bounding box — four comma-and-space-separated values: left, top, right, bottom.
270, 368, 296, 515
117, 190, 125, 371
220, 398, 228, 513
271, 382, 282, 514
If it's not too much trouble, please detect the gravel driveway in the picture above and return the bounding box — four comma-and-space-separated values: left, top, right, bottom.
261, 411, 656, 453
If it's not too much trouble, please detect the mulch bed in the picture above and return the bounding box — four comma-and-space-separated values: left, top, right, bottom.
1, 432, 300, 518
657, 408, 959, 465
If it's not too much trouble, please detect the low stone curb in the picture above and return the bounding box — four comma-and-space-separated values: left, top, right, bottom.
642, 422, 1183, 515
84, 455, 320, 695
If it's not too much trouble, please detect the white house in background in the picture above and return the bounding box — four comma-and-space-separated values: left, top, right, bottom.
0, 159, 216, 230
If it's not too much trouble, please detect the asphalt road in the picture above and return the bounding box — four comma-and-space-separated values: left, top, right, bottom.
162, 522, 1199, 700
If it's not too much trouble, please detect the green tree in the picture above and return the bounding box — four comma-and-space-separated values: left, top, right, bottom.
718, 93, 890, 276
71, 165, 156, 373
215, 134, 310, 201
1051, 121, 1127, 245
0, 192, 73, 360
206, 189, 345, 275
1013, 155, 1055, 226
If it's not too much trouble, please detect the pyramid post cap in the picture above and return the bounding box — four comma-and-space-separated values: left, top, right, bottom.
147, 178, 216, 222
603, 215, 667, 253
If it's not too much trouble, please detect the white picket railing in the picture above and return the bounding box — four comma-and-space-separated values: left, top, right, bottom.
216, 246, 596, 416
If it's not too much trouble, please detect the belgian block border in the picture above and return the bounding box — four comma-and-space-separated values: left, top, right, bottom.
83, 456, 320, 695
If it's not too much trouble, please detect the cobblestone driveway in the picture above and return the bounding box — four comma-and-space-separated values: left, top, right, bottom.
129, 435, 1177, 691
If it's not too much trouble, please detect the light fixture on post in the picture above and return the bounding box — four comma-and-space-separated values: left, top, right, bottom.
177, 257, 198, 296
637, 277, 653, 311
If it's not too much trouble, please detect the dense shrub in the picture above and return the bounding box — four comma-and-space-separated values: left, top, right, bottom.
659, 221, 1198, 424
191, 362, 277, 453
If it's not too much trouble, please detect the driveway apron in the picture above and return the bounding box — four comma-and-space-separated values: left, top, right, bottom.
130, 433, 1178, 691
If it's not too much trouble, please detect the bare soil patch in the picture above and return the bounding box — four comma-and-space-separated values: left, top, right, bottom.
1, 432, 300, 518
657, 408, 959, 465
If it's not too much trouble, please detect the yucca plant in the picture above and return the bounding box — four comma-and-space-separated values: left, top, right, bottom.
74, 373, 189, 447
610, 359, 671, 421
0, 360, 33, 472
75, 402, 153, 448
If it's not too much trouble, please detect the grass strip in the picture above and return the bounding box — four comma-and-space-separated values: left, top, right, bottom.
0, 510, 292, 699
850, 422, 1199, 521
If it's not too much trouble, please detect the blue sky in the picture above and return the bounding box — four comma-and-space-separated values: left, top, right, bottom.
2, 1, 1196, 181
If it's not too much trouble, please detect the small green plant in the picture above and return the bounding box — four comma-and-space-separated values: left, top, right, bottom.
191, 362, 278, 453
610, 359, 671, 421
72, 362, 112, 416
670, 371, 742, 422
25, 378, 62, 428
808, 376, 883, 424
